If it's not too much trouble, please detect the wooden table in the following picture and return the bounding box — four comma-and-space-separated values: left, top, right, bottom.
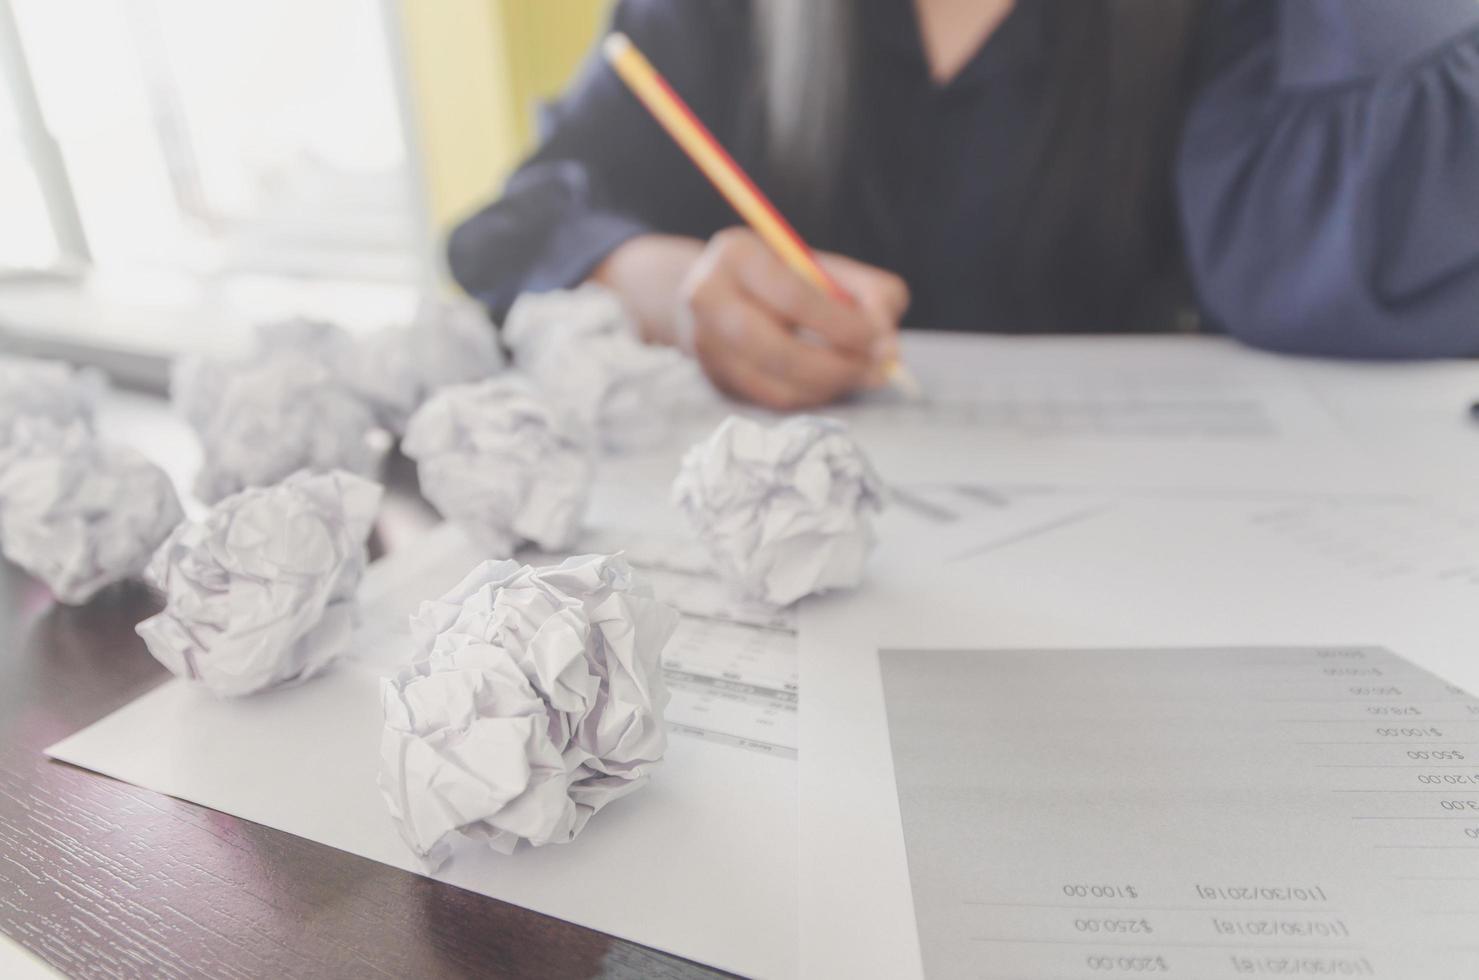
0, 449, 730, 979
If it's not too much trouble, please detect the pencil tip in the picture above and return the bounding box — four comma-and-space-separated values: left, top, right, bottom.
887, 362, 924, 400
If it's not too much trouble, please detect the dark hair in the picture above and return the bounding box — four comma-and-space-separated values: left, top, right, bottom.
758, 0, 1202, 331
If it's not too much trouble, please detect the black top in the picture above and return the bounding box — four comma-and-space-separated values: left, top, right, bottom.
449, 0, 1479, 356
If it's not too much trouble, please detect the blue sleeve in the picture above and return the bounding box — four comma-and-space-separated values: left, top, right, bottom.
446, 0, 744, 319
1177, 0, 1479, 358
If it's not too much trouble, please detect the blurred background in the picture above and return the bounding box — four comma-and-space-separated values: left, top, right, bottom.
0, 0, 607, 374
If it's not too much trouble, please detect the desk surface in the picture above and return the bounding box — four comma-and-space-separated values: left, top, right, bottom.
6, 336, 1479, 979
0, 448, 727, 980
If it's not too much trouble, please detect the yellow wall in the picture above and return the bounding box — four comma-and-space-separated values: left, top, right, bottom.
396, 0, 610, 237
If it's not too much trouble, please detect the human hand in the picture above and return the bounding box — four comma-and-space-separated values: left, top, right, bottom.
592, 228, 909, 410
671, 228, 909, 409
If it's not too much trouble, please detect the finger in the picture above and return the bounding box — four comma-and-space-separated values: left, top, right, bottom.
817, 253, 911, 327
712, 355, 817, 411
717, 230, 880, 357
721, 300, 871, 401
690, 268, 870, 397
690, 313, 809, 409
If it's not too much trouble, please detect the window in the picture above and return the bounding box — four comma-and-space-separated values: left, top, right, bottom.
10, 0, 421, 281
0, 0, 432, 358
0, 0, 615, 365
0, 0, 64, 274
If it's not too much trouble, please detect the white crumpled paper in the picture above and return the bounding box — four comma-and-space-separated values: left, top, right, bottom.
136, 469, 382, 697
176, 351, 388, 504
348, 296, 506, 434
502, 285, 699, 453
401, 375, 592, 557
0, 355, 103, 447
672, 414, 886, 606
170, 318, 349, 434
174, 302, 502, 458
0, 418, 183, 604
379, 553, 677, 867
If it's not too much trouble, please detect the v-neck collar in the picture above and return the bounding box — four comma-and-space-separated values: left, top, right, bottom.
863, 0, 1047, 93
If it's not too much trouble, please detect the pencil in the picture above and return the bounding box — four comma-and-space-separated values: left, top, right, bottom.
602, 32, 921, 398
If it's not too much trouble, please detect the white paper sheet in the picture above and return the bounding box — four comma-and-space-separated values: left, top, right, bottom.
829, 334, 1433, 501
45, 658, 796, 979
40, 334, 1479, 977
798, 495, 1479, 979
663, 615, 798, 757
836, 334, 1345, 441
567, 334, 1412, 502
43, 484, 1089, 979
879, 645, 1479, 979
49, 507, 814, 976
1285, 353, 1479, 505
0, 933, 62, 980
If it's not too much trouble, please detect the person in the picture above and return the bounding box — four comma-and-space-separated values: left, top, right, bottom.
448, 0, 1479, 410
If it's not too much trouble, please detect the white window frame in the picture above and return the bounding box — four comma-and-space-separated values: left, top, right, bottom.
0, 0, 443, 389
0, 0, 90, 278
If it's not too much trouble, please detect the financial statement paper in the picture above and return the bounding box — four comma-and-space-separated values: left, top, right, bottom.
798, 491, 1479, 979
880, 646, 1479, 980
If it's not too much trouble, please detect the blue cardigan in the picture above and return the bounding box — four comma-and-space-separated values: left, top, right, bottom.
449, 0, 1479, 358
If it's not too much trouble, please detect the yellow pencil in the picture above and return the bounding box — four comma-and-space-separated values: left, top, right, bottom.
603, 32, 921, 398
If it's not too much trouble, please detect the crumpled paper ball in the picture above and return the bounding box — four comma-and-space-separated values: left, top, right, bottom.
136, 469, 383, 697
177, 353, 388, 504
254, 306, 506, 435
0, 355, 103, 447
0, 418, 183, 604
174, 304, 503, 446
401, 375, 592, 557
348, 296, 506, 434
170, 318, 351, 434
672, 415, 886, 606
378, 553, 677, 866
502, 285, 697, 453
170, 350, 233, 437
